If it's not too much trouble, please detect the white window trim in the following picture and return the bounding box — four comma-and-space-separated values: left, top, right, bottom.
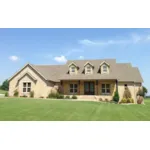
23, 82, 31, 93
70, 84, 78, 94
103, 65, 108, 73
101, 84, 111, 95
86, 66, 92, 74
71, 66, 76, 73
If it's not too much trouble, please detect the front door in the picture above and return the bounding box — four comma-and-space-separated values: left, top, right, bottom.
84, 82, 95, 95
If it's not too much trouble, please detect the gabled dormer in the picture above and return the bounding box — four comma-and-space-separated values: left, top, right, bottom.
68, 62, 78, 75
84, 62, 94, 74
100, 61, 110, 74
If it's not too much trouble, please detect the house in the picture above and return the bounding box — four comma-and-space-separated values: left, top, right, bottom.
8, 59, 143, 102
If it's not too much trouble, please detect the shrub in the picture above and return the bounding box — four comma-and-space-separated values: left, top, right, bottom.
40, 96, 44, 99
22, 95, 27, 98
65, 95, 70, 99
137, 88, 144, 97
121, 98, 134, 103
30, 91, 34, 98
47, 92, 64, 99
99, 98, 103, 101
5, 92, 9, 97
113, 90, 120, 102
14, 90, 19, 97
57, 94, 64, 99
121, 98, 127, 103
105, 98, 109, 102
72, 95, 77, 99
47, 92, 58, 99
123, 87, 132, 99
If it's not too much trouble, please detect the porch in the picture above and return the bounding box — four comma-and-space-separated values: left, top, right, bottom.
61, 80, 117, 100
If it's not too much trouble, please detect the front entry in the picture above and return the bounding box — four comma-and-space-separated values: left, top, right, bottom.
84, 82, 95, 95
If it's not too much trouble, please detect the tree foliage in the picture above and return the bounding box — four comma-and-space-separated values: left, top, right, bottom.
0, 79, 9, 91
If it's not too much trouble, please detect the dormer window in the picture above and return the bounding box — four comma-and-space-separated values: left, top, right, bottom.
100, 61, 110, 74
68, 62, 78, 74
71, 66, 76, 73
84, 62, 94, 74
87, 66, 92, 73
103, 65, 107, 73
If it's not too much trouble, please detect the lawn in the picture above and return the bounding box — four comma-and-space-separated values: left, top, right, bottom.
0, 98, 150, 121
0, 89, 7, 94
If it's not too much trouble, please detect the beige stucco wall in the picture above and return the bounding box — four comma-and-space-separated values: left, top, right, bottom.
9, 65, 56, 98
118, 82, 142, 103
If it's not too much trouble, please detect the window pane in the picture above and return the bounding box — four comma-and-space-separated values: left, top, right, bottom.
74, 84, 78, 88
74, 89, 77, 93
106, 84, 110, 88
23, 83, 26, 87
23, 88, 26, 92
103, 65, 107, 69
70, 89, 73, 93
70, 84, 73, 88
106, 89, 110, 93
102, 84, 105, 88
27, 88, 31, 92
28, 83, 31, 87
102, 89, 105, 93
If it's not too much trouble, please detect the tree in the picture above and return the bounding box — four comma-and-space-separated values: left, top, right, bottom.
143, 86, 148, 97
0, 79, 9, 91
113, 90, 120, 103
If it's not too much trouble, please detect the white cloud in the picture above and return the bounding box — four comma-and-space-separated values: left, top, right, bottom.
79, 33, 150, 47
9, 55, 19, 62
54, 55, 67, 63
79, 56, 84, 59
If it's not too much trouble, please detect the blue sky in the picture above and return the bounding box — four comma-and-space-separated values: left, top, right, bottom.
0, 28, 150, 94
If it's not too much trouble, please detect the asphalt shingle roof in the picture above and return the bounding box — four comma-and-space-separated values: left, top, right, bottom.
31, 59, 143, 83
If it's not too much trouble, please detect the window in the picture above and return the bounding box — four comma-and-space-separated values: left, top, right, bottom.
23, 82, 31, 93
124, 84, 128, 90
101, 84, 110, 94
71, 66, 76, 73
103, 65, 107, 73
70, 84, 78, 94
87, 66, 91, 73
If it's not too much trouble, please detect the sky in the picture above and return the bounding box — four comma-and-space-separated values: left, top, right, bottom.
0, 28, 150, 94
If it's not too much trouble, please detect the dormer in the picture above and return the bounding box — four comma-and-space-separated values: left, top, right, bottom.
68, 62, 78, 75
100, 61, 110, 74
84, 62, 94, 74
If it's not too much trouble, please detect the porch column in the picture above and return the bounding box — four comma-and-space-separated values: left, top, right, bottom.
78, 80, 80, 95
116, 80, 118, 91
96, 80, 98, 95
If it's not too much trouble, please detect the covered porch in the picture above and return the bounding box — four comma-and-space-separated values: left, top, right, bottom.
60, 80, 117, 100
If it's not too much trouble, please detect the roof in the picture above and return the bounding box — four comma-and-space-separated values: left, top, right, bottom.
9, 59, 144, 83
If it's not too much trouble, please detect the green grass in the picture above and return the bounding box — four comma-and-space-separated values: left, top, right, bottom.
0, 89, 7, 94
0, 98, 150, 121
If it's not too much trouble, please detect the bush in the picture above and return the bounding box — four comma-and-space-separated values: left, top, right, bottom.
65, 95, 70, 99
121, 98, 127, 103
47, 92, 58, 99
137, 88, 144, 97
105, 98, 109, 102
22, 95, 27, 98
72, 95, 77, 99
113, 90, 120, 102
40, 96, 44, 98
30, 91, 34, 98
57, 94, 64, 99
99, 98, 103, 101
5, 92, 9, 97
14, 90, 19, 97
123, 87, 131, 99
47, 92, 64, 99
121, 98, 134, 103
